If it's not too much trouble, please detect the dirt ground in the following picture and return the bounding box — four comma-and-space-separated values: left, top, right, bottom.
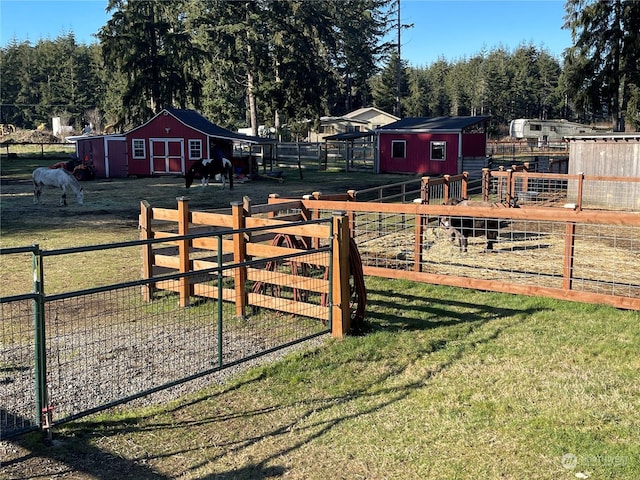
1, 160, 409, 241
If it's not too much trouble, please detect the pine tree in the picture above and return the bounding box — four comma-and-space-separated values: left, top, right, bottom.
563, 0, 640, 130
372, 51, 408, 116
98, 0, 205, 128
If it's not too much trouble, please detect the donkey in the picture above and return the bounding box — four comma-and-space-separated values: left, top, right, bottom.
441, 197, 517, 251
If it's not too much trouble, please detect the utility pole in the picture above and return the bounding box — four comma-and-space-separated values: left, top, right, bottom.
395, 0, 401, 118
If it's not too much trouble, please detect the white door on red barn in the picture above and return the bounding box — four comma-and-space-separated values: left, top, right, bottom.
150, 139, 184, 174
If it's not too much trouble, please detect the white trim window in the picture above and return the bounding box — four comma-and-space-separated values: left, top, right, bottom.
189, 139, 202, 160
391, 140, 406, 159
430, 141, 446, 161
132, 139, 146, 159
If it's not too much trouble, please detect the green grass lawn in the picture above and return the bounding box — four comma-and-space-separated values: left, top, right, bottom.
5, 279, 638, 479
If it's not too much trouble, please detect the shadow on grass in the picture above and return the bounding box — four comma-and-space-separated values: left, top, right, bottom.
363, 286, 542, 333
1, 375, 275, 479
2, 285, 546, 479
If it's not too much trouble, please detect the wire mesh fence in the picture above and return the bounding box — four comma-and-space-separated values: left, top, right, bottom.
1, 297, 37, 437
577, 179, 640, 211
1, 233, 332, 440
297, 201, 640, 310
487, 170, 640, 210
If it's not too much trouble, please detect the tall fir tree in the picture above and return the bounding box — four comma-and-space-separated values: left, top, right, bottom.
563, 0, 640, 130
372, 51, 409, 117
98, 0, 205, 128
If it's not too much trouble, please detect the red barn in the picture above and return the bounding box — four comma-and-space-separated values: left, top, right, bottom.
376, 116, 490, 177
72, 108, 262, 178
125, 108, 263, 177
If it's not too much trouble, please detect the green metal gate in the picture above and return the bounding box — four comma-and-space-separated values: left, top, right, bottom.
1, 223, 333, 440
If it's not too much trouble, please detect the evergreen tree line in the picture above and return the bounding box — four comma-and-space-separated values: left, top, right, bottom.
1, 0, 638, 137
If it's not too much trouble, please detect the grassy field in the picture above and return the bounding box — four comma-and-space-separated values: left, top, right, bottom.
2, 281, 638, 479
1, 154, 639, 479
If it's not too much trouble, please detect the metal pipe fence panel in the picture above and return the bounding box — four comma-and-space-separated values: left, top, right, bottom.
1, 298, 38, 438
1, 232, 331, 440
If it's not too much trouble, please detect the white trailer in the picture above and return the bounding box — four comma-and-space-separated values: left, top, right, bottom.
509, 119, 605, 146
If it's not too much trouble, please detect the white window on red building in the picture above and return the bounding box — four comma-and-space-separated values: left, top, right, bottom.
189, 139, 202, 160
132, 139, 146, 159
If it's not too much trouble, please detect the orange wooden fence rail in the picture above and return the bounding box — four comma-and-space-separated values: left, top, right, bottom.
139, 198, 353, 337
267, 194, 640, 311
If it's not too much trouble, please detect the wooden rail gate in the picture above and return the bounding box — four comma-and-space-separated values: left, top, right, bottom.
139, 197, 362, 337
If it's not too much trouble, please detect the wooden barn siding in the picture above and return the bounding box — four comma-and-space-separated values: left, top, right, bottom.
126, 115, 209, 176
75, 137, 129, 179
105, 138, 128, 178
379, 132, 459, 175
568, 139, 640, 209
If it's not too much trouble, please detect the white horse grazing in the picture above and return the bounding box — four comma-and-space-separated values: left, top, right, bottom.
32, 167, 84, 206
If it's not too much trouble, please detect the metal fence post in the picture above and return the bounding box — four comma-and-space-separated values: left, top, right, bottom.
32, 245, 50, 436
139, 200, 154, 301
217, 235, 224, 367
576, 172, 584, 211
563, 219, 576, 291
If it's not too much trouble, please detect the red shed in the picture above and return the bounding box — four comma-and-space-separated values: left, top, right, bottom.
71, 134, 128, 178
376, 116, 490, 177
124, 108, 262, 177
72, 109, 263, 178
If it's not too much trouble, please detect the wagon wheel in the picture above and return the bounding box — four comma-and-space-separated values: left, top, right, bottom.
253, 234, 366, 333
320, 238, 367, 332
347, 238, 367, 331
251, 233, 308, 302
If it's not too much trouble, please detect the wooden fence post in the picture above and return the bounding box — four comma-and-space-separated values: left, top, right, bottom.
139, 200, 154, 302
506, 169, 514, 205
482, 168, 490, 202
177, 197, 191, 307
267, 193, 279, 219
298, 194, 314, 249
443, 175, 450, 203
231, 201, 247, 317
421, 177, 430, 204
461, 171, 469, 199
331, 212, 351, 338
346, 190, 357, 238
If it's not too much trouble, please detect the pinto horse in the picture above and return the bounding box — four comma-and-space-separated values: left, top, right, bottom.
32, 167, 84, 206
185, 158, 234, 189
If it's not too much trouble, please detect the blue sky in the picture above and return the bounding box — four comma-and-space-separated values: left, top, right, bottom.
1, 0, 572, 66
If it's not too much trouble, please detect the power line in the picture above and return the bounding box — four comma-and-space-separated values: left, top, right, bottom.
1, 104, 98, 108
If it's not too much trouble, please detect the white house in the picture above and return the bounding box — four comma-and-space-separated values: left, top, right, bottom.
309, 107, 399, 142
